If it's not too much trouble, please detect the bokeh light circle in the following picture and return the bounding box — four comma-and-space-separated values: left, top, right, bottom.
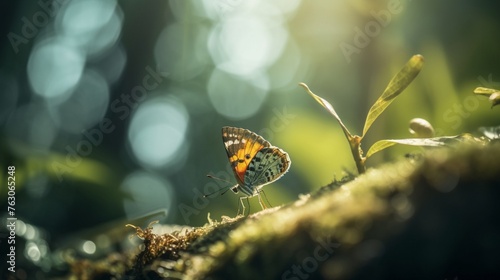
128, 96, 189, 168
56, 0, 122, 56
207, 15, 288, 76
48, 69, 110, 134
154, 23, 210, 81
27, 38, 85, 100
208, 68, 269, 120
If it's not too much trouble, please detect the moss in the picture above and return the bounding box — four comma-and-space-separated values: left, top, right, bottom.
69, 142, 500, 279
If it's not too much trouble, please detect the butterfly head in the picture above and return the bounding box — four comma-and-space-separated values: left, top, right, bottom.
230, 185, 239, 193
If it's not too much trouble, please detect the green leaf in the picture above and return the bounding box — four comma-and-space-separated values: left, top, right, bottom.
299, 82, 353, 139
365, 140, 399, 158
365, 137, 449, 158
365, 134, 487, 158
362, 54, 424, 137
473, 87, 499, 96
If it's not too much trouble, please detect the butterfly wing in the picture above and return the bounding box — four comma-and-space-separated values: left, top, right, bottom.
222, 126, 270, 185
243, 147, 291, 192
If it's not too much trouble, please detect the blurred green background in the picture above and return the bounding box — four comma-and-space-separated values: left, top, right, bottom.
1, 0, 500, 273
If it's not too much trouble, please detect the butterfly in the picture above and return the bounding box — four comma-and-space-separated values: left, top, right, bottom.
217, 126, 291, 214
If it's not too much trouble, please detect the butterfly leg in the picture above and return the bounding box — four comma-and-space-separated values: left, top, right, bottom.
261, 190, 272, 208
257, 190, 267, 210
238, 196, 250, 216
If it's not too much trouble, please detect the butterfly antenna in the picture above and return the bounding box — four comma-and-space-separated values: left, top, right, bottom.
204, 174, 233, 198
206, 174, 233, 184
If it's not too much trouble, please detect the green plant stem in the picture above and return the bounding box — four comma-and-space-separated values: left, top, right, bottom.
349, 135, 366, 174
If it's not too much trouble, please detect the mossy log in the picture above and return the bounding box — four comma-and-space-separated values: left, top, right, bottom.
70, 142, 500, 279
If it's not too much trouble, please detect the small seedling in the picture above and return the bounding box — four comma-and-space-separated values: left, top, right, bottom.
299, 55, 482, 174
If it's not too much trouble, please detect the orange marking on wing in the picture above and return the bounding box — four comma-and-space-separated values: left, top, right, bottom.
229, 141, 265, 184
235, 149, 248, 183
248, 141, 264, 161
